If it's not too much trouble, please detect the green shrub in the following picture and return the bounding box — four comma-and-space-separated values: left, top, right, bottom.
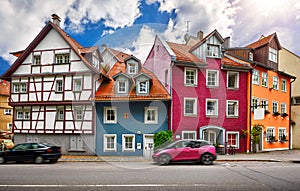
154, 130, 173, 149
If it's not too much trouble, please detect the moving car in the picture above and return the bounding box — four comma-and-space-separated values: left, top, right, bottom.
0, 142, 61, 164
152, 139, 217, 165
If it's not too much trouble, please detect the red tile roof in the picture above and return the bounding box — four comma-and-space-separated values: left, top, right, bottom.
167, 42, 206, 65
221, 54, 252, 70
108, 48, 131, 63
247, 33, 277, 49
95, 61, 170, 101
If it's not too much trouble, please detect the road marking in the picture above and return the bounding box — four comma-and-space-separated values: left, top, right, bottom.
0, 184, 207, 187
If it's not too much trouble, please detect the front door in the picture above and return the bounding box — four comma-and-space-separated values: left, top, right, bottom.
144, 135, 154, 158
208, 131, 216, 145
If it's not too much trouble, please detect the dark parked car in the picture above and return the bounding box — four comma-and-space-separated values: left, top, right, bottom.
0, 142, 61, 164
152, 139, 217, 165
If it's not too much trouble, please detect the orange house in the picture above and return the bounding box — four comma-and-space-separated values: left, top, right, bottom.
227, 32, 295, 152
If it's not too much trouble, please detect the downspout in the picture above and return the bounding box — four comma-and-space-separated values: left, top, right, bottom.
289, 78, 296, 150
170, 61, 174, 138
249, 68, 253, 153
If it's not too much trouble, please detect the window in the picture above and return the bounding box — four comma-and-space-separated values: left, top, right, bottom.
16, 110, 30, 120
56, 107, 64, 120
249, 52, 253, 61
74, 79, 82, 92
252, 70, 259, 85
33, 55, 41, 65
207, 44, 220, 57
184, 98, 197, 116
278, 128, 286, 142
227, 100, 239, 117
122, 134, 135, 152
206, 99, 218, 116
262, 72, 268, 87
74, 107, 83, 120
273, 76, 278, 90
227, 72, 239, 89
261, 99, 268, 110
13, 83, 27, 93
266, 128, 275, 142
184, 68, 197, 86
227, 132, 239, 148
272, 101, 278, 114
251, 97, 259, 111
206, 70, 219, 87
104, 107, 117, 123
138, 81, 148, 94
55, 54, 70, 64
4, 109, 12, 115
104, 134, 116, 152
281, 79, 287, 92
269, 47, 278, 63
292, 96, 300, 105
56, 80, 63, 92
182, 131, 196, 140
128, 63, 136, 74
118, 80, 126, 94
281, 103, 286, 114
7, 123, 12, 131
145, 107, 158, 124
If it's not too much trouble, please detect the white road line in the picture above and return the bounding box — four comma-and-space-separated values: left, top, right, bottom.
0, 184, 206, 187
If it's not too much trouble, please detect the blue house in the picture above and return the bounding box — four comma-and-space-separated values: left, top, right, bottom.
95, 49, 170, 156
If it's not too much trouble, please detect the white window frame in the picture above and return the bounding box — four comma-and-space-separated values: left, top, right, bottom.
104, 107, 117, 124
251, 97, 259, 112
128, 63, 136, 75
56, 80, 63, 92
144, 107, 158, 124
261, 99, 268, 110
227, 71, 239, 89
266, 127, 275, 142
206, 70, 219, 87
74, 107, 83, 120
184, 98, 197, 116
278, 128, 286, 142
56, 107, 64, 120
74, 79, 82, 92
13, 83, 27, 93
182, 131, 196, 140
261, 72, 268, 87
184, 67, 198, 86
280, 103, 286, 114
4, 109, 12, 115
117, 80, 127, 94
226, 131, 239, 149
104, 134, 117, 152
226, 100, 239, 117
207, 44, 220, 57
122, 134, 135, 152
273, 76, 279, 90
138, 80, 148, 94
272, 101, 278, 113
33, 55, 41, 65
55, 53, 70, 64
249, 52, 253, 61
281, 79, 287, 92
16, 110, 30, 120
269, 47, 278, 63
206, 99, 218, 116
252, 69, 260, 85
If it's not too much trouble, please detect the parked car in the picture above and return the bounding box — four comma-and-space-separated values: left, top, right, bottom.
0, 142, 61, 164
152, 139, 217, 165
0, 139, 14, 150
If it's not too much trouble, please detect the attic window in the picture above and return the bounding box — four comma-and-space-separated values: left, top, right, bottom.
207, 44, 220, 57
55, 54, 70, 64
33, 55, 41, 65
249, 52, 253, 61
269, 47, 278, 63
128, 63, 136, 75
138, 80, 148, 94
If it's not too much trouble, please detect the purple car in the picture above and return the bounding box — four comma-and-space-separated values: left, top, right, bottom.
152, 139, 217, 165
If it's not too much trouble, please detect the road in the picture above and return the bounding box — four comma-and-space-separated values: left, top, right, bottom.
0, 161, 300, 191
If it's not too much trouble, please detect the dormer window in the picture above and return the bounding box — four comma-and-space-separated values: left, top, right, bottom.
128, 63, 136, 75
207, 44, 220, 57
138, 81, 148, 94
249, 52, 253, 61
118, 80, 127, 94
269, 47, 278, 63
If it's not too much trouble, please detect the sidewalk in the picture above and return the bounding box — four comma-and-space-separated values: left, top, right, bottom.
58, 149, 300, 163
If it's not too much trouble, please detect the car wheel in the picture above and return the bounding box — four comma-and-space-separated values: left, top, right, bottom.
158, 154, 171, 165
200, 153, 213, 165
0, 156, 5, 164
35, 156, 44, 164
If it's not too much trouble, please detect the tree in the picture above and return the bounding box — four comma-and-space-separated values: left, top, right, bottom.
251, 124, 263, 152
153, 130, 173, 149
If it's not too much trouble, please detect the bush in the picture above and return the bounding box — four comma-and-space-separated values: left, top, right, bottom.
153, 130, 173, 149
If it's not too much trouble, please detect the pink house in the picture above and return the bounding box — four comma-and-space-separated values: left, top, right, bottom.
144, 30, 252, 153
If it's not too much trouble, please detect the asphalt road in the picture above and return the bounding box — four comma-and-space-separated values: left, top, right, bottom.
0, 161, 300, 191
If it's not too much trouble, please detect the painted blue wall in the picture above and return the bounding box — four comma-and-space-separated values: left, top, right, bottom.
95, 100, 169, 156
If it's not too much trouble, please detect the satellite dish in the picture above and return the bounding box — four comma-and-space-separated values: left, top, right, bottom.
184, 33, 191, 42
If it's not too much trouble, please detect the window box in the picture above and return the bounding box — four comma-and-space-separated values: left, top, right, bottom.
273, 112, 280, 117
281, 113, 288, 117
264, 110, 271, 115
268, 135, 276, 143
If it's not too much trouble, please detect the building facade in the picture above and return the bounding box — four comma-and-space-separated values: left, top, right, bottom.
0, 80, 13, 139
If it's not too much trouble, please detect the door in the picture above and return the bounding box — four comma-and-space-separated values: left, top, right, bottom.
144, 135, 154, 158
208, 131, 216, 145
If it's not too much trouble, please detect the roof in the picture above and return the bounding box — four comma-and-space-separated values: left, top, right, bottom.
221, 53, 252, 71
247, 33, 281, 50
2, 21, 105, 79
95, 60, 170, 101
190, 29, 225, 52
166, 42, 206, 66
108, 48, 131, 63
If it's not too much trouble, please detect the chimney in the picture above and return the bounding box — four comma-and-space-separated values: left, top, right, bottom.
51, 14, 61, 26
223, 37, 230, 49
197, 30, 204, 40
101, 44, 107, 53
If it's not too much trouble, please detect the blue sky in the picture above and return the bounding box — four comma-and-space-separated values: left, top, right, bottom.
1, 0, 300, 75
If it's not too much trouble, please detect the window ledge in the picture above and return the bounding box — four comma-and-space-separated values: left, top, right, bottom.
226, 115, 238, 118
227, 87, 239, 90
206, 85, 219, 89
206, 115, 218, 118
184, 114, 197, 117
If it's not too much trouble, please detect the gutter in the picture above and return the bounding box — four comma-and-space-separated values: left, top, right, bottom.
289, 78, 296, 150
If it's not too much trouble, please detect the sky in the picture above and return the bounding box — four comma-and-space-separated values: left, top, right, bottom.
1, 0, 300, 75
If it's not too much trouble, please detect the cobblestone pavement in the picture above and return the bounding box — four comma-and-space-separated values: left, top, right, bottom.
59, 149, 300, 163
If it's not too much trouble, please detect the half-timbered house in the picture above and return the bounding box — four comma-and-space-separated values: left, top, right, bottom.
1, 14, 105, 155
